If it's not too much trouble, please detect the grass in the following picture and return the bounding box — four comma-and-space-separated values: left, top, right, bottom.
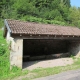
0, 30, 29, 80
0, 30, 10, 79
0, 29, 80, 80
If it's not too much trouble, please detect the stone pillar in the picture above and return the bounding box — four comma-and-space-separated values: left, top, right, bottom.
69, 41, 80, 57
10, 39, 23, 69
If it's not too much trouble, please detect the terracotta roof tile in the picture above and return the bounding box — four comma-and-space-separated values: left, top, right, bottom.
6, 19, 80, 36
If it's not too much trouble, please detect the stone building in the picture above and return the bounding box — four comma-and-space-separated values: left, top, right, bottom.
3, 19, 80, 69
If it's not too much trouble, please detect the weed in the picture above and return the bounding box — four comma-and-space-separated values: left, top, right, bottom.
70, 55, 76, 59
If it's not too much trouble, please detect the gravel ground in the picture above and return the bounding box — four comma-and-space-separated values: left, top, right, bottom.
23, 58, 73, 70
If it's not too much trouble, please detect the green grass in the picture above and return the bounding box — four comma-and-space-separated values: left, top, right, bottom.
0, 29, 80, 80
0, 30, 9, 79
0, 30, 29, 80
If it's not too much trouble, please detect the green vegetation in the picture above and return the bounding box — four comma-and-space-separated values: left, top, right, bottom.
0, 0, 80, 28
0, 20, 3, 28
21, 16, 66, 26
0, 30, 29, 80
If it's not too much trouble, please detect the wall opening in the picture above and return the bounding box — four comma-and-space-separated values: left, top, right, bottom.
23, 39, 70, 62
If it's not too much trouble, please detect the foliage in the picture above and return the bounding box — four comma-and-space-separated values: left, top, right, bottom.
0, 0, 80, 27
0, 30, 30, 80
0, 30, 10, 78
0, 44, 6, 56
21, 15, 66, 26
69, 7, 80, 27
0, 0, 70, 26
0, 19, 3, 28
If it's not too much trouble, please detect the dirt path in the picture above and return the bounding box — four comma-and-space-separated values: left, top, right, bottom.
23, 58, 73, 70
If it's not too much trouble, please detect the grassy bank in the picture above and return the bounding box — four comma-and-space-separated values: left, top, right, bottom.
0, 30, 80, 80
0, 30, 29, 80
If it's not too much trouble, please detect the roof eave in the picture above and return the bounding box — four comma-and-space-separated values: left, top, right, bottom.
4, 19, 11, 33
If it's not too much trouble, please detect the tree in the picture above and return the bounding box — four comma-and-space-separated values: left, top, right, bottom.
2, 0, 80, 27
0, 0, 13, 19
61, 0, 71, 7
69, 7, 80, 27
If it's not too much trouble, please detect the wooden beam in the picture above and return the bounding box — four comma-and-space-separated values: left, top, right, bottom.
11, 34, 80, 40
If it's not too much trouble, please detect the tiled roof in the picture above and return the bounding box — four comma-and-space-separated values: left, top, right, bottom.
5, 19, 80, 36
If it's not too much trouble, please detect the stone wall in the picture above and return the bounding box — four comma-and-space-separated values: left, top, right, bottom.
10, 39, 23, 69
6, 31, 23, 69
10, 39, 23, 68
69, 41, 80, 57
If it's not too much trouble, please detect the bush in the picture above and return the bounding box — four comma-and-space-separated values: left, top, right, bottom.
0, 30, 6, 56
20, 16, 66, 26
0, 30, 22, 79
0, 44, 6, 56
0, 19, 3, 28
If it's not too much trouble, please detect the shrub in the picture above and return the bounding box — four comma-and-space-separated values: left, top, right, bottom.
0, 44, 6, 56
0, 19, 3, 28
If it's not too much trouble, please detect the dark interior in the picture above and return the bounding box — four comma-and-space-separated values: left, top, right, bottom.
23, 39, 70, 61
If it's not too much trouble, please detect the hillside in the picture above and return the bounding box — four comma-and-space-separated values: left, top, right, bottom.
0, 0, 80, 28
